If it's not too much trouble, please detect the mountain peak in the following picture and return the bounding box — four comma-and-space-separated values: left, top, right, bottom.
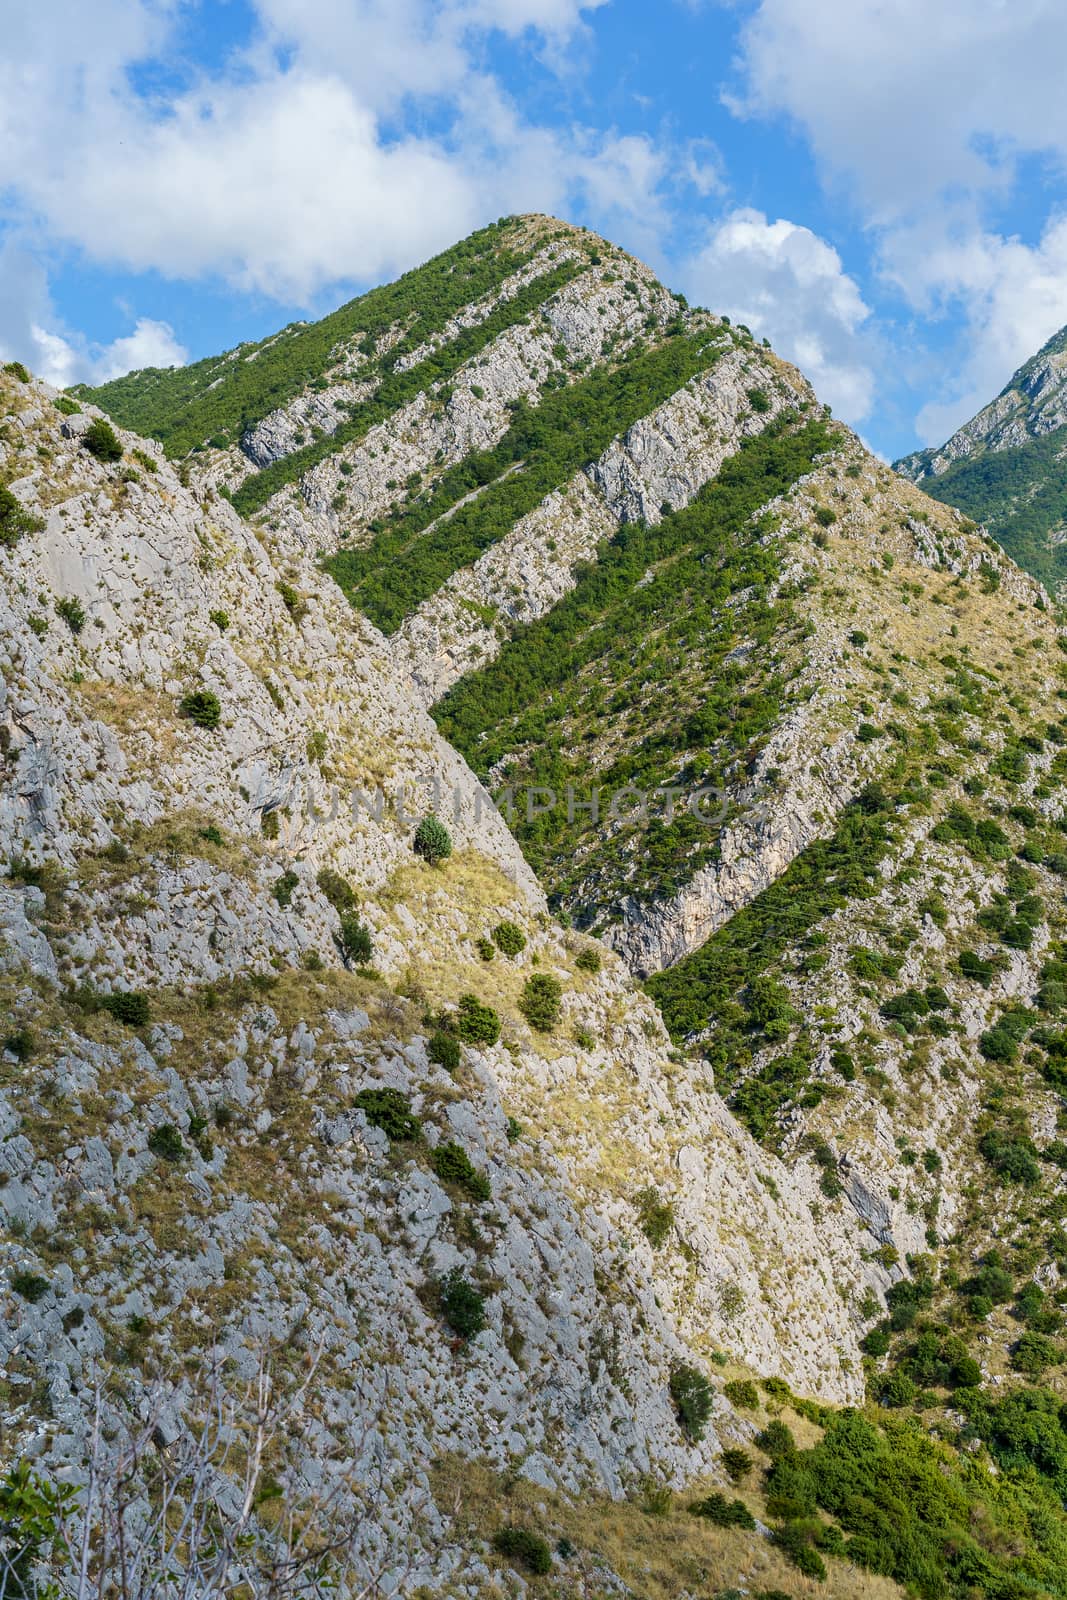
895, 320, 1067, 596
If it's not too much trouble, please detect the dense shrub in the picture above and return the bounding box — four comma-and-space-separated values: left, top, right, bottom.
100, 991, 151, 1027
413, 815, 452, 865
519, 973, 563, 1032
3, 1028, 35, 1062
147, 1124, 184, 1161
178, 690, 221, 729
669, 1362, 714, 1441
316, 867, 356, 912
428, 1031, 461, 1072
272, 871, 298, 908
491, 919, 526, 956
575, 946, 601, 974
721, 1447, 752, 1483
492, 1527, 552, 1575
353, 1088, 421, 1141
336, 913, 373, 966
431, 1141, 491, 1200
3, 360, 30, 382
723, 1379, 759, 1409
55, 596, 86, 634
475, 936, 495, 962
328, 330, 723, 633
83, 418, 123, 461
11, 1272, 49, 1303
634, 1185, 674, 1248
455, 994, 500, 1046
0, 484, 43, 549
439, 1269, 486, 1339
689, 1493, 755, 1529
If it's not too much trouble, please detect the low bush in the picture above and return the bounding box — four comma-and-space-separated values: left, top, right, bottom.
55, 596, 85, 634
721, 1447, 752, 1483
0, 484, 44, 549
3, 360, 30, 382
669, 1362, 714, 1441
634, 1185, 674, 1248
475, 936, 495, 962
519, 973, 563, 1032
147, 1124, 184, 1161
272, 871, 298, 908
773, 1522, 826, 1581
3, 1029, 35, 1062
575, 946, 601, 973
337, 913, 373, 966
440, 1269, 486, 1339
428, 1031, 461, 1072
100, 991, 151, 1027
455, 994, 500, 1046
178, 690, 221, 729
491, 919, 526, 956
492, 1528, 552, 1576
724, 1378, 759, 1409
316, 867, 356, 912
431, 1141, 491, 1200
353, 1087, 421, 1141
11, 1272, 49, 1303
688, 1493, 756, 1530
413, 815, 452, 865
1011, 1330, 1062, 1378
83, 418, 123, 462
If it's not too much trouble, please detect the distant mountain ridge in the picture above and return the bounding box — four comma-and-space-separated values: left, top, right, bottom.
895, 323, 1067, 595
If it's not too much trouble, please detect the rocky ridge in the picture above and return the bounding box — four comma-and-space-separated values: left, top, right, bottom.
895, 322, 1067, 597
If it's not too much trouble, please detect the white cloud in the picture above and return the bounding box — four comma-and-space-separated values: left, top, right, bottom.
682, 207, 875, 421
726, 0, 1067, 221
0, 235, 188, 384
882, 216, 1067, 443
722, 1, 1067, 441
0, 0, 627, 310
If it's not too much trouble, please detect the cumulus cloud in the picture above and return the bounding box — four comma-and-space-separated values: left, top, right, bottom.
0, 0, 627, 309
0, 230, 187, 385
682, 208, 875, 421
725, 0, 1067, 220
720, 0, 1067, 440
880, 214, 1067, 442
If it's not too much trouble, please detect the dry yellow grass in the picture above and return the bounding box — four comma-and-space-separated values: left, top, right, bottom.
432, 1455, 906, 1600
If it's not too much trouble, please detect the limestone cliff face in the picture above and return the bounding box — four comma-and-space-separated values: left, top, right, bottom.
49, 220, 1067, 1596
1, 365, 884, 1592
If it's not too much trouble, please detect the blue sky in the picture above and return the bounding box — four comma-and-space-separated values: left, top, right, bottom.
3, 0, 1067, 460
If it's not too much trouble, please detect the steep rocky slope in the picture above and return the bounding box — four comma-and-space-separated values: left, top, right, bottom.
15, 215, 1067, 1596
896, 324, 1067, 597
0, 364, 913, 1598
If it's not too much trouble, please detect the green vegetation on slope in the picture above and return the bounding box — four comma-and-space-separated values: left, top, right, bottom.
762, 1406, 1067, 1597
913, 429, 1067, 596
231, 255, 584, 517
648, 781, 899, 1136
75, 217, 533, 456
436, 417, 834, 919
326, 326, 723, 633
